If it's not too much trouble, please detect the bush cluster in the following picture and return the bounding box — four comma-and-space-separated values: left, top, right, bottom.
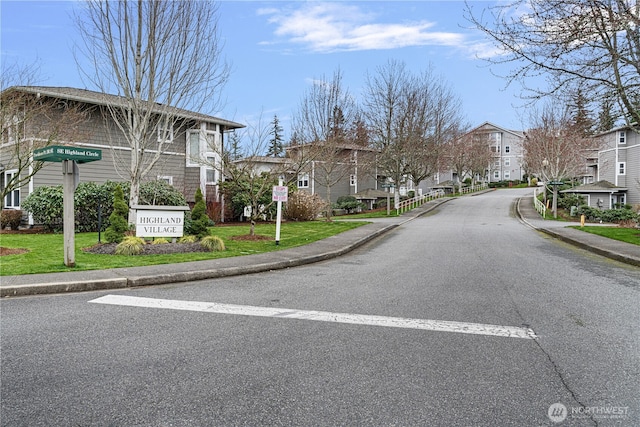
0, 209, 23, 230
334, 196, 364, 214
284, 191, 327, 221
576, 205, 639, 225
21, 180, 188, 232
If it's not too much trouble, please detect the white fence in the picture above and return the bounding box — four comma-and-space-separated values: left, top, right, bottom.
395, 183, 489, 215
533, 188, 547, 218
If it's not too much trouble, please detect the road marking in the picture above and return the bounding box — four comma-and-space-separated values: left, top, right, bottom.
89, 294, 537, 339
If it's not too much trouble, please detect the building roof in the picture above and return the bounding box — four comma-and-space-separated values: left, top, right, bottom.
3, 86, 245, 130
561, 180, 627, 193
468, 121, 525, 139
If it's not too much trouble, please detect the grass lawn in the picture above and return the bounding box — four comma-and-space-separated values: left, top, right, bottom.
569, 225, 640, 246
0, 221, 368, 276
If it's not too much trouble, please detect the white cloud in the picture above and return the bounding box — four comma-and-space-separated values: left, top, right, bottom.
259, 2, 467, 53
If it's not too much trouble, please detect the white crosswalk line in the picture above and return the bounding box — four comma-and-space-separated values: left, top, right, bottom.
89, 294, 537, 339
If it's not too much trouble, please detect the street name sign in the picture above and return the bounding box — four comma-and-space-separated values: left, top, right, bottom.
33, 145, 102, 163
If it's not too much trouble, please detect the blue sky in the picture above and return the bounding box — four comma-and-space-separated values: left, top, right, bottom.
1, 0, 530, 141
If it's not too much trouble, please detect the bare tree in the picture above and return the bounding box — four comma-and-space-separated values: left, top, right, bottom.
364, 60, 465, 202
1, 63, 90, 209
524, 101, 597, 217
363, 60, 411, 207
466, 0, 640, 129
219, 112, 292, 235
74, 0, 230, 222
443, 131, 493, 192
291, 69, 360, 220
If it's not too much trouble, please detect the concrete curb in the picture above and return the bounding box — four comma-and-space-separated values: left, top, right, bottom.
516, 197, 640, 267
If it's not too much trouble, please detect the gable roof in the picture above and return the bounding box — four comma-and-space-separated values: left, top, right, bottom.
561, 180, 627, 193
467, 121, 525, 139
3, 86, 244, 130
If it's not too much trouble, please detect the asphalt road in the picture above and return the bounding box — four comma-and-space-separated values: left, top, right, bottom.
2, 190, 639, 426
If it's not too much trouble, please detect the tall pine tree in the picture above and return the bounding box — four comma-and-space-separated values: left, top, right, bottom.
267, 114, 284, 157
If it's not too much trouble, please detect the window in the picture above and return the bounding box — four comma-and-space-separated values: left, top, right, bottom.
187, 131, 200, 166
493, 171, 500, 179
505, 145, 510, 153
157, 123, 174, 143
618, 162, 626, 175
618, 131, 626, 145
3, 170, 20, 208
298, 173, 309, 188
206, 156, 217, 184
494, 160, 500, 168
157, 176, 173, 185
504, 158, 510, 167
504, 170, 511, 179
350, 174, 356, 186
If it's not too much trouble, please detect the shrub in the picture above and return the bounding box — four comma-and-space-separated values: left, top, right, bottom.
151, 238, 169, 244
576, 205, 640, 224
105, 185, 129, 243
285, 191, 327, 221
21, 185, 64, 232
140, 180, 187, 206
187, 187, 210, 238
178, 235, 198, 243
335, 196, 364, 214
0, 209, 23, 230
200, 235, 225, 252
558, 194, 584, 210
115, 236, 146, 255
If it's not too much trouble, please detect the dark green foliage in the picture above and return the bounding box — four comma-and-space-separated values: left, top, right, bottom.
187, 187, 210, 238
0, 209, 23, 230
21, 180, 187, 232
74, 182, 114, 232
21, 185, 64, 232
558, 194, 584, 210
139, 180, 187, 206
104, 185, 129, 243
576, 205, 639, 224
334, 195, 364, 214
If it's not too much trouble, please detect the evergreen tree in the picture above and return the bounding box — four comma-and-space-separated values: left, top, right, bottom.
568, 88, 594, 136
267, 114, 284, 157
188, 187, 210, 239
227, 131, 243, 161
104, 185, 129, 243
596, 97, 616, 133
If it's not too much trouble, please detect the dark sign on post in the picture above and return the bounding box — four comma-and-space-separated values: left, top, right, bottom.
32, 145, 102, 267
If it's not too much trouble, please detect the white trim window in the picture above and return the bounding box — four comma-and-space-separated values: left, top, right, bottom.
157, 123, 174, 143
206, 156, 217, 184
504, 170, 511, 179
618, 131, 626, 145
493, 171, 500, 179
504, 158, 510, 167
298, 173, 309, 188
618, 162, 626, 175
187, 130, 201, 166
3, 169, 20, 208
350, 174, 356, 186
505, 145, 510, 153
157, 176, 173, 185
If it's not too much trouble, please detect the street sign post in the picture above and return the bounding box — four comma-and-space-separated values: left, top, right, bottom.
33, 145, 102, 267
272, 183, 288, 245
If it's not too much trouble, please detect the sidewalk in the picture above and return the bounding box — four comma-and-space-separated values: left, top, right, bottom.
2, 195, 638, 297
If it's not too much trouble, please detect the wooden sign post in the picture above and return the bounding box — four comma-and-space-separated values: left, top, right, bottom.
33, 146, 102, 267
